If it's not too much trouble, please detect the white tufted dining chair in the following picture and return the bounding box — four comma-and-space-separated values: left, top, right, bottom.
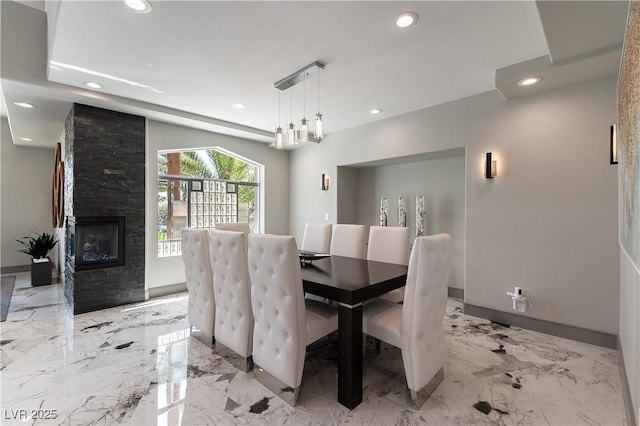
181, 228, 216, 348
248, 233, 338, 406
301, 223, 332, 254
210, 230, 253, 372
367, 226, 410, 303
215, 222, 250, 250
330, 224, 366, 259
363, 234, 452, 409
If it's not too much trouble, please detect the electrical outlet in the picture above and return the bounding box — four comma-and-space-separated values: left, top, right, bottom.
325, 213, 329, 221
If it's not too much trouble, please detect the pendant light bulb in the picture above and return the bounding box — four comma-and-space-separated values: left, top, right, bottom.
314, 69, 324, 140
314, 113, 324, 140
288, 122, 296, 145
300, 118, 309, 142
275, 127, 283, 150
274, 91, 284, 149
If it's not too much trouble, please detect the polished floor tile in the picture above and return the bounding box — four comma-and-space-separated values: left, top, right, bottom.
0, 272, 627, 425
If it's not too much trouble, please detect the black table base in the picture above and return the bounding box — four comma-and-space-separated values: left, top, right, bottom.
338, 302, 363, 409
301, 255, 408, 409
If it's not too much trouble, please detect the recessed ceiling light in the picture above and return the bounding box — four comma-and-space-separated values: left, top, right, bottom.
124, 0, 152, 13
232, 103, 246, 110
517, 76, 542, 87
370, 108, 383, 115
14, 101, 36, 108
19, 137, 33, 141
395, 12, 418, 28
84, 81, 103, 89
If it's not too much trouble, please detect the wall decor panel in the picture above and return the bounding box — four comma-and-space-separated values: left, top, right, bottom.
416, 195, 425, 237
380, 197, 389, 226
618, 1, 640, 269
398, 196, 407, 227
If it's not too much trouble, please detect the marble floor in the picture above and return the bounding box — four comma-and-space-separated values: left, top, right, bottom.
0, 272, 627, 425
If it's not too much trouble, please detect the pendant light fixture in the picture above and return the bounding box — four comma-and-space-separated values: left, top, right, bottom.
272, 61, 325, 149
274, 91, 283, 150
314, 69, 324, 140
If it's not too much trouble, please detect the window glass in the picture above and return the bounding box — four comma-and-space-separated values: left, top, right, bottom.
157, 149, 259, 257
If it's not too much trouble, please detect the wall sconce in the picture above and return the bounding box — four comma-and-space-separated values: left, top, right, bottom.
610, 124, 618, 165
485, 152, 497, 179
321, 173, 330, 191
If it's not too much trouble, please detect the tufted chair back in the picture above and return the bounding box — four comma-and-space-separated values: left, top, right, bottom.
367, 226, 410, 265
181, 228, 215, 339
368, 226, 410, 303
248, 234, 307, 390
330, 224, 366, 259
215, 222, 249, 250
301, 223, 332, 253
400, 234, 452, 392
210, 230, 253, 364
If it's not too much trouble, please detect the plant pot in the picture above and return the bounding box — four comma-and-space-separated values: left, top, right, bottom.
31, 258, 52, 286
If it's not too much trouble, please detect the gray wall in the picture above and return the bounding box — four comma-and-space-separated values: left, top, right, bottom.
336, 166, 359, 224
290, 77, 619, 335
145, 119, 289, 289
354, 155, 465, 289
1, 118, 55, 268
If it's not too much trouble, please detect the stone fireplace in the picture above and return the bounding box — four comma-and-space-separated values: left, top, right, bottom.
64, 104, 145, 314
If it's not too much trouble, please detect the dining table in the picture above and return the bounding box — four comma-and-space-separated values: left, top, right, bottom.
299, 253, 408, 410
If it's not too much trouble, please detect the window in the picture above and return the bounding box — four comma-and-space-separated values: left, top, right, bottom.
157, 148, 260, 257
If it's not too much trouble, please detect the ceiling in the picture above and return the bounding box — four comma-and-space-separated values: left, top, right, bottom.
0, 1, 629, 149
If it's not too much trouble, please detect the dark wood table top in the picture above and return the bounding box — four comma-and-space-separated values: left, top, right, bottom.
300, 255, 408, 305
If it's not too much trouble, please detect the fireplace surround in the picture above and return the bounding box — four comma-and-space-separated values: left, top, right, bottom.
63, 104, 145, 314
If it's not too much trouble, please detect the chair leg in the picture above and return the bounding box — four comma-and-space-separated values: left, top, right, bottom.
190, 325, 215, 349
254, 362, 301, 406
375, 338, 382, 354
408, 367, 444, 410
241, 356, 254, 373
214, 341, 253, 372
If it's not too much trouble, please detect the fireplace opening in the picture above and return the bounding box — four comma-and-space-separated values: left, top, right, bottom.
67, 216, 125, 270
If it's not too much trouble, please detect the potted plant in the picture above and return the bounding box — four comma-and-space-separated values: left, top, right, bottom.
16, 232, 58, 286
